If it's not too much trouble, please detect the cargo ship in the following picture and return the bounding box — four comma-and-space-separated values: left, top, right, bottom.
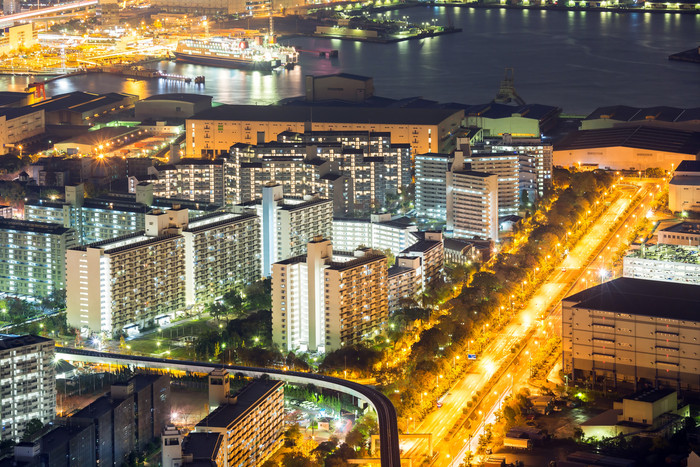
173, 36, 298, 71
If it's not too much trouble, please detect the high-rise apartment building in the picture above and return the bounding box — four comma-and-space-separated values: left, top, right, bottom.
272, 238, 388, 352
233, 184, 333, 277
0, 335, 56, 443
129, 159, 226, 205
415, 153, 453, 221
193, 379, 284, 467
0, 219, 77, 299
25, 183, 219, 245
457, 141, 519, 216
331, 214, 419, 257
183, 212, 261, 303
446, 168, 499, 241
66, 208, 260, 336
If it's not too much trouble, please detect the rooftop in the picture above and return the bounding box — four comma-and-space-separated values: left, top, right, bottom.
196, 380, 283, 429
182, 432, 223, 461
676, 160, 700, 173
327, 251, 387, 271
623, 387, 676, 403
564, 277, 700, 321
189, 104, 463, 126
55, 126, 138, 146
553, 126, 700, 155
142, 93, 213, 104
626, 244, 700, 265
0, 218, 72, 235
0, 334, 53, 351
661, 221, 700, 235
184, 212, 256, 233
585, 105, 700, 123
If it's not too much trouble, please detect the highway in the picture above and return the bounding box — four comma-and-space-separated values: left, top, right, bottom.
57, 347, 402, 467
402, 179, 662, 465
0, 0, 97, 26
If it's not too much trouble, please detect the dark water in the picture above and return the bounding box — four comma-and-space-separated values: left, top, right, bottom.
1, 7, 698, 113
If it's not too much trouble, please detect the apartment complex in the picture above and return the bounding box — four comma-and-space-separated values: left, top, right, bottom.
623, 244, 700, 286
186, 104, 463, 157
67, 208, 260, 335
669, 160, 700, 213
130, 159, 226, 205
0, 335, 56, 443
562, 278, 700, 391
25, 183, 219, 245
446, 168, 499, 241
272, 238, 388, 352
415, 153, 453, 221
332, 214, 419, 256
0, 219, 77, 299
233, 184, 332, 277
193, 379, 284, 467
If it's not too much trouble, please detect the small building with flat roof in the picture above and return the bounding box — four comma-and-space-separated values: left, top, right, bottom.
135, 93, 213, 120
669, 160, 700, 213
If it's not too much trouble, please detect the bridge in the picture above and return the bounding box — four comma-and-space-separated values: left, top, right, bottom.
57, 347, 402, 467
0, 0, 98, 27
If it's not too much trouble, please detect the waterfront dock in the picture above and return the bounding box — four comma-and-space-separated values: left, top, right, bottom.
311, 26, 461, 43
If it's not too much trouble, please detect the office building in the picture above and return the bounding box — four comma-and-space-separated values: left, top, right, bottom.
669, 160, 700, 213
623, 244, 700, 286
0, 335, 56, 443
0, 219, 77, 300
562, 277, 700, 391
553, 126, 700, 172
193, 379, 284, 467
186, 104, 463, 157
272, 238, 388, 352
233, 184, 333, 277
415, 152, 453, 221
332, 214, 419, 257
183, 212, 261, 303
446, 165, 499, 241
657, 222, 700, 246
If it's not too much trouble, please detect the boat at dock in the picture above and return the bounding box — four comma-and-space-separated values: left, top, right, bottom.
173, 36, 298, 71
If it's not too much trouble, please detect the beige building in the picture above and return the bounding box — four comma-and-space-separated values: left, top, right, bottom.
0, 24, 37, 55
272, 238, 388, 352
185, 105, 463, 157
553, 126, 699, 172
669, 160, 700, 213
562, 277, 700, 391
657, 222, 700, 246
194, 379, 284, 467
446, 168, 499, 241
0, 107, 45, 156
305, 74, 374, 103
0, 335, 56, 443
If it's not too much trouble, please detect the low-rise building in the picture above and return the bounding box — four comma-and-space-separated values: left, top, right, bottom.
135, 93, 213, 120
0, 219, 77, 300
0, 335, 56, 443
562, 277, 700, 391
0, 107, 45, 155
623, 244, 700, 286
657, 221, 700, 246
669, 160, 700, 213
193, 379, 284, 467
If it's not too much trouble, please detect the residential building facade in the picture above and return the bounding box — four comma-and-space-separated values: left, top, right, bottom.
331, 214, 419, 257
415, 153, 452, 221
446, 168, 499, 240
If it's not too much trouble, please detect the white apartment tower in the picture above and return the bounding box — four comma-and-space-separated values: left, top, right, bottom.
415, 153, 453, 220
446, 160, 499, 241
0, 335, 56, 443
272, 238, 388, 353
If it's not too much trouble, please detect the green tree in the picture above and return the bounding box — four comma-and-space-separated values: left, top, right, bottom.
21, 419, 44, 441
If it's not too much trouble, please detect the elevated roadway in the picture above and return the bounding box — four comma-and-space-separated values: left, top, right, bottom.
57, 347, 402, 467
0, 0, 97, 27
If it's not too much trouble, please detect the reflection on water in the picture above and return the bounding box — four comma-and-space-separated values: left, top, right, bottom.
0, 7, 698, 113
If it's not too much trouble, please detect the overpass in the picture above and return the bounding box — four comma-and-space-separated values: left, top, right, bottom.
57, 347, 402, 467
0, 0, 97, 27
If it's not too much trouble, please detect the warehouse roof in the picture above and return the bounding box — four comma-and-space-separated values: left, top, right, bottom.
189, 104, 462, 125
142, 93, 212, 104
554, 126, 700, 155
565, 277, 700, 321
585, 105, 700, 123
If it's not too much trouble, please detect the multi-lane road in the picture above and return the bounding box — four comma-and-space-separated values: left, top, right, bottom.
401, 179, 662, 466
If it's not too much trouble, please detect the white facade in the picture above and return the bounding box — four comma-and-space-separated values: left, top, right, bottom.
0, 335, 56, 443
458, 147, 519, 216
331, 214, 419, 256
415, 153, 452, 220
658, 222, 700, 246
623, 245, 700, 286
446, 169, 499, 241
669, 163, 700, 213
